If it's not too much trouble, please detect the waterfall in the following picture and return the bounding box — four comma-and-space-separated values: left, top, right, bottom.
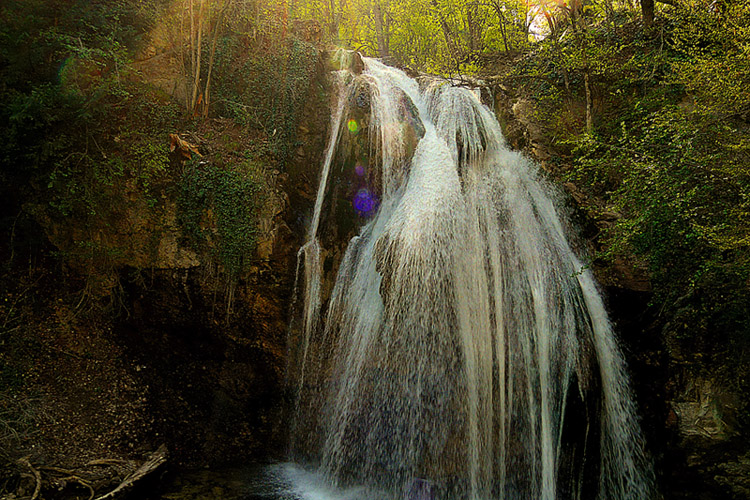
283, 55, 653, 500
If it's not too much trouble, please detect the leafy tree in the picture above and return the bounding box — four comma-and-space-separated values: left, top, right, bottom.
525, 0, 750, 383
286, 0, 533, 73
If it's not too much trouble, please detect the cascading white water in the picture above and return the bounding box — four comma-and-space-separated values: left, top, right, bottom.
284, 55, 653, 500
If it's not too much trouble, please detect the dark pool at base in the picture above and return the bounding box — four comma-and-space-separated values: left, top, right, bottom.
149, 462, 423, 500
148, 463, 522, 500
147, 465, 282, 500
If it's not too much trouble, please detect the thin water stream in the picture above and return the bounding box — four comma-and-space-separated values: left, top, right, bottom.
283, 55, 653, 500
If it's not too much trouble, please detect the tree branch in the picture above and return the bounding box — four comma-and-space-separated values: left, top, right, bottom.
18, 458, 41, 500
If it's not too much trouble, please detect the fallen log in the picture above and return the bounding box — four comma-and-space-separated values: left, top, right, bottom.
169, 133, 202, 160
94, 445, 167, 500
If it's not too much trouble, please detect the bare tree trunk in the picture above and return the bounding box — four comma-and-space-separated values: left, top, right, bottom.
190, 0, 205, 112
571, 6, 594, 133
467, 5, 477, 53
431, 0, 462, 65
373, 0, 389, 57
203, 0, 230, 117
339, 0, 349, 40
523, 0, 533, 38
329, 0, 339, 37
642, 0, 655, 26
543, 10, 571, 95
188, 0, 195, 112
499, 14, 509, 52
179, 4, 188, 111
490, 1, 510, 52
189, 0, 195, 71
584, 71, 593, 133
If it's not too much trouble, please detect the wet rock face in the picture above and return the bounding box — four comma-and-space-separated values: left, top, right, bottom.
335, 74, 425, 212
309, 68, 428, 309
109, 86, 330, 467
657, 376, 749, 500
114, 267, 289, 467
598, 232, 749, 500
658, 342, 749, 500
99, 126, 327, 467
672, 378, 740, 444
26, 151, 299, 466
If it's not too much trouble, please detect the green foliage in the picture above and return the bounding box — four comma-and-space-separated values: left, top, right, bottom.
516, 2, 750, 373
668, 1, 750, 118
0, 0, 181, 274
177, 159, 266, 279
286, 0, 532, 74
0, 0, 294, 286
572, 106, 750, 288
0, 0, 158, 90
5, 78, 178, 217
211, 36, 319, 162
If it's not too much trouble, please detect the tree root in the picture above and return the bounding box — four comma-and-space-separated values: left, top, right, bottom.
60, 475, 95, 500
7, 445, 166, 500
17, 457, 41, 500
86, 458, 135, 467
39, 465, 78, 475
95, 444, 167, 500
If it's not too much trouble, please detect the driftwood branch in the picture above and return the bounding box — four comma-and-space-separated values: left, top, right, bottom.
94, 445, 168, 500
18, 457, 41, 500
169, 133, 202, 159
61, 475, 96, 500
85, 458, 135, 467
8, 448, 164, 500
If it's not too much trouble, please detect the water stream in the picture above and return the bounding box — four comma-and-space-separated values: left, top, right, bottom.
284, 55, 653, 500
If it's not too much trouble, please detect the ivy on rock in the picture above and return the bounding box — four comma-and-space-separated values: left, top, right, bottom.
177, 158, 266, 280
